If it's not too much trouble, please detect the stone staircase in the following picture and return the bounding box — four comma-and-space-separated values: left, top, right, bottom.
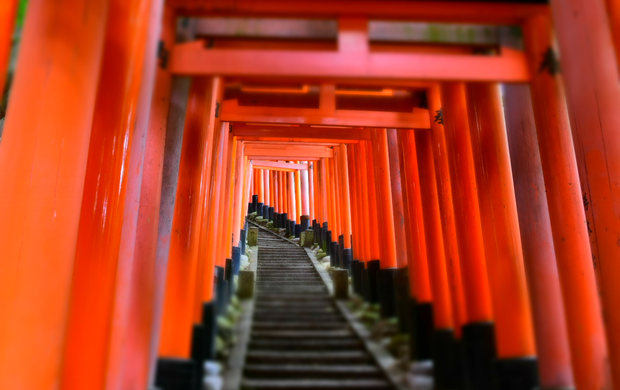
240, 229, 394, 390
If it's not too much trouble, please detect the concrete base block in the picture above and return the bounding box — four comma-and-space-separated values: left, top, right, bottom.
247, 227, 258, 246
300, 230, 314, 247
237, 270, 255, 299
332, 269, 349, 299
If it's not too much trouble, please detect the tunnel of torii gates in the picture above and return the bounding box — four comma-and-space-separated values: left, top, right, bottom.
4, 0, 620, 389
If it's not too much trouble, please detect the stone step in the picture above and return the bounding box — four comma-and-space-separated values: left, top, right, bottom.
251, 329, 355, 339
249, 339, 364, 351
241, 379, 392, 390
243, 364, 383, 379
252, 321, 347, 330
245, 350, 372, 364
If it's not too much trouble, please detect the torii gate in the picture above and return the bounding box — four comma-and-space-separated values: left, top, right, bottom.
0, 1, 618, 390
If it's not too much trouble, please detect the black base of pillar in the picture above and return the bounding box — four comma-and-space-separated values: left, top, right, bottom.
326, 230, 332, 255
300, 215, 310, 231
355, 261, 364, 295
432, 329, 463, 390
269, 207, 274, 222
316, 225, 322, 246
225, 258, 234, 297
262, 204, 269, 219
361, 268, 370, 300
232, 246, 241, 275
295, 224, 301, 238
329, 241, 337, 266
247, 202, 253, 214
414, 301, 434, 360
155, 358, 197, 390
350, 259, 359, 291
462, 321, 497, 390
214, 266, 228, 315
322, 223, 328, 251
378, 268, 397, 318
240, 230, 246, 255
338, 235, 345, 268
252, 194, 258, 214
342, 248, 352, 271
395, 268, 410, 334
367, 259, 380, 303
492, 357, 540, 390
256, 202, 264, 217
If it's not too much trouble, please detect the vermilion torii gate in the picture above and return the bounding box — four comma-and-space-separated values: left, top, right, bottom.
0, 0, 619, 390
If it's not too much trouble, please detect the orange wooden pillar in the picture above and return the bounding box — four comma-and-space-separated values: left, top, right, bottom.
503, 83, 575, 389
396, 130, 434, 358
308, 162, 315, 222
385, 130, 409, 270
427, 86, 467, 337
370, 130, 397, 270
103, 1, 170, 387
346, 144, 362, 262
441, 82, 495, 389
0, 0, 108, 387
328, 156, 340, 239
155, 78, 218, 362
415, 130, 459, 384
263, 168, 270, 208
60, 0, 155, 387
525, 10, 612, 389
217, 128, 234, 266
200, 121, 229, 303
550, 2, 620, 385
356, 143, 372, 262
295, 167, 302, 225
362, 140, 382, 263
319, 159, 329, 227
301, 162, 310, 217
288, 170, 297, 226
232, 140, 245, 247
0, 0, 17, 96
337, 145, 353, 269
466, 82, 538, 386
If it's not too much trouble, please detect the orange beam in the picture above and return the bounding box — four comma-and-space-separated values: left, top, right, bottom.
0, 0, 108, 387
221, 98, 430, 129
172, 41, 530, 83
171, 0, 548, 25
253, 158, 303, 171
245, 143, 334, 158
233, 124, 371, 140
